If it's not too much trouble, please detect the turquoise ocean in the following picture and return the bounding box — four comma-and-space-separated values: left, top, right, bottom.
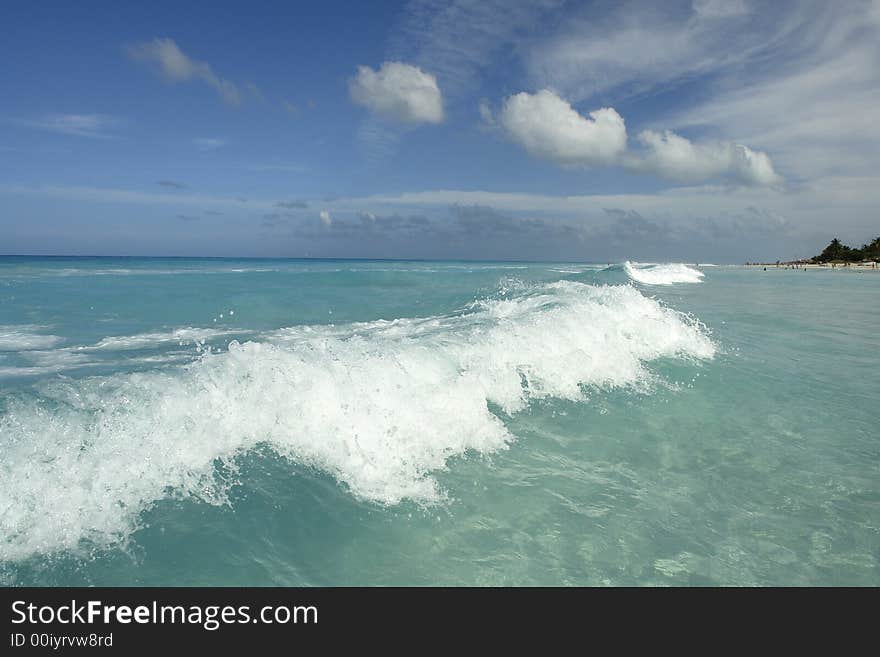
0, 256, 877, 585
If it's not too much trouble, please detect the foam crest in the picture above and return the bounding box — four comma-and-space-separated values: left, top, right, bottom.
0, 282, 714, 561
0, 325, 63, 351
85, 327, 251, 351
624, 262, 705, 285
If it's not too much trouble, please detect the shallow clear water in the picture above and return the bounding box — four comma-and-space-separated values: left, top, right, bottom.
0, 256, 877, 585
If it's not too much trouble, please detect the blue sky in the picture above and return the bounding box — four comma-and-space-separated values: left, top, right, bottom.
2, 0, 879, 261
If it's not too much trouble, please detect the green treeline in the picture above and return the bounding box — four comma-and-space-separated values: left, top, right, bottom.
811, 236, 880, 263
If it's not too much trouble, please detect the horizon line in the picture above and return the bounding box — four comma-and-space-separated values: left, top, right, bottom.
0, 254, 735, 265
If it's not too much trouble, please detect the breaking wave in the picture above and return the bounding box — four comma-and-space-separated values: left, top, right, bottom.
0, 281, 714, 561
624, 262, 705, 285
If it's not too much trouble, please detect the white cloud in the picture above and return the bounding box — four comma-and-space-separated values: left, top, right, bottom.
496, 90, 778, 185
387, 0, 560, 99
692, 0, 750, 19
248, 163, 309, 174
355, 119, 402, 164
6, 175, 880, 251
244, 82, 266, 104
478, 98, 495, 125
20, 114, 123, 139
519, 3, 879, 183
349, 61, 444, 124
633, 130, 781, 186
0, 184, 258, 211
193, 137, 225, 151
730, 144, 781, 187
499, 90, 627, 167
664, 4, 880, 180
127, 37, 242, 105
327, 179, 880, 238
522, 1, 803, 105
319, 210, 332, 226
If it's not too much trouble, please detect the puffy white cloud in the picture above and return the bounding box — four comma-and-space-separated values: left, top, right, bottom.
634, 130, 781, 186
729, 143, 780, 187
499, 90, 627, 167
349, 61, 444, 124
127, 38, 242, 105
494, 89, 779, 185
319, 210, 332, 226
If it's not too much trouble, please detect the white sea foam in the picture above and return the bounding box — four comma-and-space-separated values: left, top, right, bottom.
125, 352, 193, 364
0, 366, 56, 377
85, 327, 251, 351
22, 350, 93, 368
624, 262, 705, 285
0, 281, 714, 561
0, 351, 194, 379
0, 347, 93, 378
0, 326, 63, 351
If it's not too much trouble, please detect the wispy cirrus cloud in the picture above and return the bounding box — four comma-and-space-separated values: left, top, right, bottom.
193, 137, 225, 151
522, 0, 785, 104
388, 0, 562, 101
244, 82, 266, 104
281, 100, 298, 116
0, 183, 258, 211
519, 1, 880, 183
248, 163, 309, 174
18, 114, 124, 139
126, 37, 245, 105
661, 3, 880, 180
275, 199, 309, 209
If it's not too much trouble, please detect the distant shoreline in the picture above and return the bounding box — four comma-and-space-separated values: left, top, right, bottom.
744, 262, 879, 271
